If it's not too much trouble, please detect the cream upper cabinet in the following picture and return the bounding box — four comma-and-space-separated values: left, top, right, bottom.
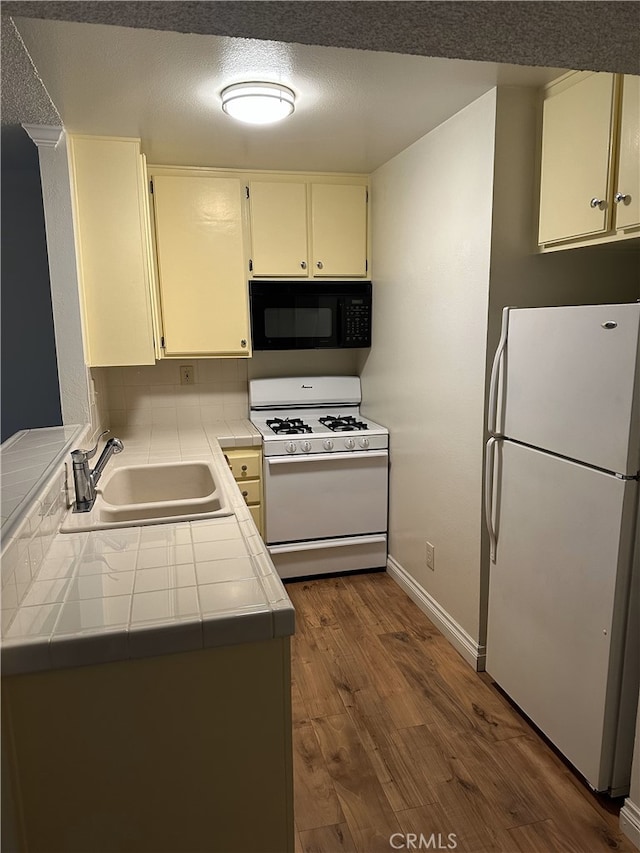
151, 174, 250, 357
311, 183, 368, 277
249, 181, 308, 275
248, 176, 369, 277
538, 72, 640, 249
69, 136, 156, 367
615, 75, 640, 231
538, 72, 616, 246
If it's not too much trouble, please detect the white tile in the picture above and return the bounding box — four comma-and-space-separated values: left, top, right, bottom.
1, 637, 52, 675
201, 610, 272, 649
138, 525, 178, 548
66, 572, 135, 600
75, 551, 137, 575
37, 555, 79, 581
50, 628, 129, 670
193, 538, 248, 562
83, 528, 140, 555
134, 564, 197, 593
55, 596, 131, 634
136, 543, 193, 570
21, 578, 70, 607
195, 557, 255, 585
4, 602, 61, 638
131, 587, 199, 624
46, 536, 88, 560
129, 619, 202, 659
191, 519, 242, 543
198, 578, 268, 614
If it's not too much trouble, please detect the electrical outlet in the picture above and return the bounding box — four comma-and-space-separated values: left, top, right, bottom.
426, 541, 435, 571
180, 365, 195, 385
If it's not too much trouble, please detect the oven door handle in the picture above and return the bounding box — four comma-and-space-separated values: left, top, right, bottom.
266, 450, 388, 465
268, 534, 387, 554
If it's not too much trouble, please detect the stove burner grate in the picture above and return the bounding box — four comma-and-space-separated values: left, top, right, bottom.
319, 415, 369, 432
267, 417, 313, 435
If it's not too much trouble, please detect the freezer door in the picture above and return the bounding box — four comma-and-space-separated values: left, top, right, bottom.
486, 440, 638, 792
498, 303, 640, 475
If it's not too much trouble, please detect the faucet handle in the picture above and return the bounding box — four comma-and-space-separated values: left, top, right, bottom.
71, 429, 110, 463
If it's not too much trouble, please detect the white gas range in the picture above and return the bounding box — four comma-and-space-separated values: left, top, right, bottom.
249, 376, 389, 580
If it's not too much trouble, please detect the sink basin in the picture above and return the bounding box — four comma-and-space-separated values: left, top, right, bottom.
61, 460, 233, 532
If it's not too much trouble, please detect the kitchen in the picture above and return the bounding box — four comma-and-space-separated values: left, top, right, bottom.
1, 4, 640, 852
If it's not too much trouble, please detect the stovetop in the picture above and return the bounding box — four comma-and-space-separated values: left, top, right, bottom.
250, 407, 389, 456
248, 376, 388, 455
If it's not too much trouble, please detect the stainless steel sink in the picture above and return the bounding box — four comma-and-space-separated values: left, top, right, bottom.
61, 460, 233, 532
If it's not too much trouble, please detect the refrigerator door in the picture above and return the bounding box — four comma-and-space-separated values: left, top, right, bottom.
497, 303, 640, 475
486, 440, 638, 792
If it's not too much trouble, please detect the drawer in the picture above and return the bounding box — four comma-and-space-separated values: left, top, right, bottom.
226, 450, 261, 481
237, 480, 260, 504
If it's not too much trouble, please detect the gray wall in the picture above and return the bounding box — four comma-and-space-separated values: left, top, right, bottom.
1, 136, 62, 441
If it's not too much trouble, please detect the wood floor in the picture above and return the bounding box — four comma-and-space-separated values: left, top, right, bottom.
287, 572, 635, 853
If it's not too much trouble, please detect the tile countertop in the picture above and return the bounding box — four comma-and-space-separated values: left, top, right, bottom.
1, 421, 295, 676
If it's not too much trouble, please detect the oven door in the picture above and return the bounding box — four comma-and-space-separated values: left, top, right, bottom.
264, 450, 388, 544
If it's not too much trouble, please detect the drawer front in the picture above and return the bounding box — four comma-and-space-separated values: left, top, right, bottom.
238, 480, 260, 504
226, 451, 261, 480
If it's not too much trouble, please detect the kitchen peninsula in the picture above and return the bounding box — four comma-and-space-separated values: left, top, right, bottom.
1, 422, 294, 853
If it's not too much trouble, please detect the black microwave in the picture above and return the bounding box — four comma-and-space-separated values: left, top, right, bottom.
249, 280, 372, 351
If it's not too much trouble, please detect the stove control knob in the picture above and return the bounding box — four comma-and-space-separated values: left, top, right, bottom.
323, 439, 334, 451
285, 441, 297, 454
301, 440, 312, 453
345, 438, 356, 450
359, 437, 370, 449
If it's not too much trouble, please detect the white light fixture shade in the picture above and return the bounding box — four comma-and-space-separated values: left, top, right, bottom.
221, 82, 295, 125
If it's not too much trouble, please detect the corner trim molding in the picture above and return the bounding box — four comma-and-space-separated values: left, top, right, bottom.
620, 798, 640, 849
21, 124, 63, 148
386, 555, 486, 671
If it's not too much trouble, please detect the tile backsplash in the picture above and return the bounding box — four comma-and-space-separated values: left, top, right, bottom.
93, 359, 249, 429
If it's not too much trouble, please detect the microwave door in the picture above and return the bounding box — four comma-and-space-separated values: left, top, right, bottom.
253, 292, 339, 349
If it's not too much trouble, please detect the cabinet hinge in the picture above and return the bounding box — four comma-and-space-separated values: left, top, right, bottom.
249, 259, 253, 272
246, 186, 250, 199
161, 336, 165, 348
149, 179, 154, 194
365, 259, 368, 272
366, 189, 369, 203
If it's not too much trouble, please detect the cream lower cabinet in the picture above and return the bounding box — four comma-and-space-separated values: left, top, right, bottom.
538, 72, 639, 249
225, 447, 263, 534
70, 136, 156, 366
248, 177, 369, 277
151, 173, 251, 357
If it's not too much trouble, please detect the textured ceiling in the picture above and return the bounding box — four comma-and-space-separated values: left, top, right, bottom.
3, 1, 640, 75
10, 18, 565, 173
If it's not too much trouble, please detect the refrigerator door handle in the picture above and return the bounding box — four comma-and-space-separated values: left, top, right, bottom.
485, 436, 498, 562
488, 307, 510, 436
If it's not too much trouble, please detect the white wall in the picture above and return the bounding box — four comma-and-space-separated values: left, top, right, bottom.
360, 90, 498, 644
36, 131, 90, 426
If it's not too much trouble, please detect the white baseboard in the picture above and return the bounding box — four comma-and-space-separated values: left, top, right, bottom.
387, 555, 486, 671
620, 798, 640, 850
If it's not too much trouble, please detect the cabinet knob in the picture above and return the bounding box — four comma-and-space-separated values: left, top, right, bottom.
241, 465, 248, 471
614, 192, 630, 204
300, 260, 307, 269
590, 197, 605, 210
240, 339, 247, 348
316, 261, 323, 269
242, 490, 248, 498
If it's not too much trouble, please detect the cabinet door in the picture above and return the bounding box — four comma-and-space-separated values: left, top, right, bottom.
311, 184, 368, 276
152, 175, 250, 356
615, 75, 640, 231
538, 73, 616, 245
70, 137, 155, 366
249, 181, 308, 276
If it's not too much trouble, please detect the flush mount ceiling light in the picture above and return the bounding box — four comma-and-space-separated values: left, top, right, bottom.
220, 82, 296, 125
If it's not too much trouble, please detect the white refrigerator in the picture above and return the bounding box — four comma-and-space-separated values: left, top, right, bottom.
485, 302, 640, 796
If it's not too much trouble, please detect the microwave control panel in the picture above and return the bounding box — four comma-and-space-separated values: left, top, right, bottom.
344, 300, 371, 346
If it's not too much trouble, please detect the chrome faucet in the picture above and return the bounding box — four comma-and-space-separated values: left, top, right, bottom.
71, 430, 124, 513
